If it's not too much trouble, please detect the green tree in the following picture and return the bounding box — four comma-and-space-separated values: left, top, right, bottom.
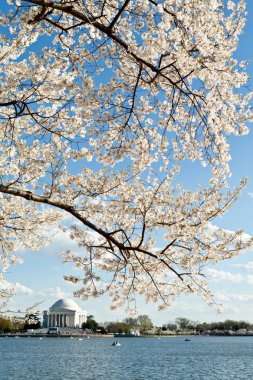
163, 323, 177, 332
106, 322, 131, 334
137, 315, 153, 333
175, 317, 195, 331
82, 315, 99, 332
97, 326, 107, 334
123, 317, 138, 328
196, 322, 211, 333
0, 317, 12, 333
23, 313, 41, 331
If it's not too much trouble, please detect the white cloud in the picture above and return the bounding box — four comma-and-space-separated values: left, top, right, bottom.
16, 229, 78, 257
231, 262, 253, 271
219, 303, 240, 314
0, 279, 36, 295
246, 275, 253, 284
208, 222, 252, 243
14, 283, 35, 295
42, 286, 71, 299
207, 268, 253, 285
232, 293, 253, 302
214, 291, 232, 302
206, 268, 243, 283
215, 290, 253, 303
0, 280, 72, 302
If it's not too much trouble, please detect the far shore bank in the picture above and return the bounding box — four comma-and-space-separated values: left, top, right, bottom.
1, 333, 253, 338
0, 333, 113, 338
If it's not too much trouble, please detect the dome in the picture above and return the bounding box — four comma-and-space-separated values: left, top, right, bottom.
49, 298, 82, 312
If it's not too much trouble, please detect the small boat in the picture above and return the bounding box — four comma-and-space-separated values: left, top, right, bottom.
185, 338, 191, 342
78, 338, 83, 341
112, 341, 121, 346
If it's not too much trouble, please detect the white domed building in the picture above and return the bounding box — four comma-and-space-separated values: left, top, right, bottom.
43, 298, 87, 328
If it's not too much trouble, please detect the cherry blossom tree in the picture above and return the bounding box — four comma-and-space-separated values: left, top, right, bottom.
0, 0, 252, 312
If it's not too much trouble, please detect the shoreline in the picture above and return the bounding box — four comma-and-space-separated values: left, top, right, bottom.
0, 333, 113, 338
1, 333, 253, 338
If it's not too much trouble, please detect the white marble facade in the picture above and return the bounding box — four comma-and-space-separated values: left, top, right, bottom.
43, 298, 87, 328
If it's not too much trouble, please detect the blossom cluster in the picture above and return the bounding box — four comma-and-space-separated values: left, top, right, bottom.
0, 0, 252, 311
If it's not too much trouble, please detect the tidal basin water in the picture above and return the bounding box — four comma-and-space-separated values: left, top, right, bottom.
1, 336, 253, 380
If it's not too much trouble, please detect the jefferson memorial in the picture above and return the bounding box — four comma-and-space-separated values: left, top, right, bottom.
42, 298, 87, 328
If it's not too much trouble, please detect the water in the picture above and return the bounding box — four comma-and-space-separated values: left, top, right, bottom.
1, 336, 253, 380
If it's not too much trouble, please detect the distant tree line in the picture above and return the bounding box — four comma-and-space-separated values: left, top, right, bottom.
105, 315, 153, 335
0, 313, 40, 333
162, 317, 253, 334
195, 320, 253, 334
1, 312, 154, 335
83, 315, 253, 336
82, 314, 153, 335
0, 317, 23, 333
2, 313, 253, 336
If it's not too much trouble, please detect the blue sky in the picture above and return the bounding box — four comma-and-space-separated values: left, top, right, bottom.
3, 1, 253, 326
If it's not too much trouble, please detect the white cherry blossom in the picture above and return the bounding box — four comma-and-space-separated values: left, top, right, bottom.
0, 0, 252, 312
